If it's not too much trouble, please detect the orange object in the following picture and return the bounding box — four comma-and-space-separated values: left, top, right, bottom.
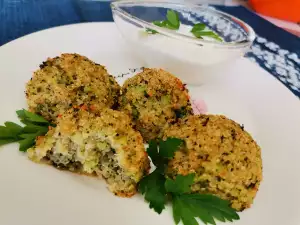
89, 105, 96, 111
80, 104, 88, 111
249, 0, 300, 23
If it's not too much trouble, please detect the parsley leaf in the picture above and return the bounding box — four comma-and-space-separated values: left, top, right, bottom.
0, 122, 23, 145
153, 20, 167, 27
22, 124, 48, 134
19, 137, 36, 152
191, 23, 206, 33
165, 174, 195, 195
166, 10, 180, 29
146, 28, 158, 34
147, 140, 160, 166
0, 125, 21, 139
22, 109, 49, 124
4, 122, 23, 135
19, 132, 42, 139
0, 139, 19, 146
190, 23, 222, 42
166, 174, 239, 225
146, 138, 183, 172
173, 196, 198, 225
159, 138, 183, 158
138, 169, 167, 214
16, 109, 26, 120
194, 31, 223, 42
139, 138, 184, 213
147, 10, 180, 34
139, 137, 240, 225
172, 194, 239, 225
0, 109, 52, 152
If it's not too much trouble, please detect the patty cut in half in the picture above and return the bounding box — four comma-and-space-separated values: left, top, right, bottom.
26, 53, 120, 123
119, 68, 193, 142
27, 108, 150, 197
163, 115, 263, 211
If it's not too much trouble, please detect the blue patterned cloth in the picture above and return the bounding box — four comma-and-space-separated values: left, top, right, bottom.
0, 0, 299, 97
216, 6, 300, 98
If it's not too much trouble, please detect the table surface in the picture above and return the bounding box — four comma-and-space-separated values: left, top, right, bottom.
0, 0, 299, 98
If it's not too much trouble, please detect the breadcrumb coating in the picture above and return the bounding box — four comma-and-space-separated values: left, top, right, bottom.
163, 114, 263, 211
26, 53, 120, 123
27, 108, 150, 197
119, 68, 193, 142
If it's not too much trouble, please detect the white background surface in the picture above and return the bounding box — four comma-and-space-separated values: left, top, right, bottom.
0, 23, 299, 225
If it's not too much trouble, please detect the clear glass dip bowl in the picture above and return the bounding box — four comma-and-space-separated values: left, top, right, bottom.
111, 1, 255, 85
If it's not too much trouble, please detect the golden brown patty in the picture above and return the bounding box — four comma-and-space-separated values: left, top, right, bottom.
119, 68, 193, 142
27, 108, 150, 197
26, 53, 120, 123
163, 115, 263, 211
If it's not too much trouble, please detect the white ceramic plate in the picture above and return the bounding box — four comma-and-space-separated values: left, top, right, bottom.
0, 23, 299, 225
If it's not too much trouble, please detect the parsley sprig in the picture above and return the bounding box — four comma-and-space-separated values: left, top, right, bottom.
146, 10, 222, 41
150, 9, 180, 32
138, 138, 239, 225
0, 109, 53, 152
139, 138, 183, 213
190, 23, 222, 42
146, 9, 180, 34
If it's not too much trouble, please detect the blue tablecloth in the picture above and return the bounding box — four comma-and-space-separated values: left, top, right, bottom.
0, 0, 299, 98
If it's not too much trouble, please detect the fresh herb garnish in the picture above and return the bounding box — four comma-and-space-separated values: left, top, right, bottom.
146, 9, 180, 34
172, 193, 239, 225
138, 137, 239, 225
166, 10, 180, 29
146, 10, 223, 41
190, 23, 222, 42
147, 138, 183, 173
146, 28, 158, 34
165, 174, 195, 195
0, 109, 53, 152
139, 169, 167, 213
153, 20, 167, 28
139, 138, 183, 213
191, 23, 206, 33
0, 122, 23, 145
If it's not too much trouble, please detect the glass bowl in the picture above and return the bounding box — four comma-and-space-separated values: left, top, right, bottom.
111, 1, 255, 85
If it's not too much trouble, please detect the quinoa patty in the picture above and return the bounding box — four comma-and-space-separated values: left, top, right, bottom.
26, 53, 120, 123
119, 68, 193, 142
27, 108, 150, 197
163, 115, 263, 211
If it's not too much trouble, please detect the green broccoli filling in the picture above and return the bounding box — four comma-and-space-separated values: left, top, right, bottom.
43, 137, 136, 191
174, 107, 188, 119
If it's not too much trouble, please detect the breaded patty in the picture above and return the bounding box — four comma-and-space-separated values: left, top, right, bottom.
119, 68, 193, 142
27, 108, 150, 197
26, 53, 120, 123
163, 115, 263, 211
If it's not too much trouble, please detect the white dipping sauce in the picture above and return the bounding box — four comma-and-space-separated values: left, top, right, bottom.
114, 15, 249, 85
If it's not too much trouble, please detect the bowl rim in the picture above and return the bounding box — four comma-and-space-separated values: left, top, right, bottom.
110, 0, 256, 48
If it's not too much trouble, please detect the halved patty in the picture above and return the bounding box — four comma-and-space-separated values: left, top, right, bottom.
26, 53, 120, 123
27, 108, 150, 197
163, 115, 263, 211
119, 68, 193, 142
